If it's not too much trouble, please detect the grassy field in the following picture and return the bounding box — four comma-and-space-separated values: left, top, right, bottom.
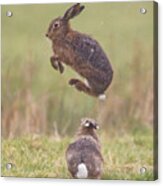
1, 2, 155, 180
2, 128, 154, 180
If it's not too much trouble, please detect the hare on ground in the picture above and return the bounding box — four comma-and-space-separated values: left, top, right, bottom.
66, 118, 103, 179
46, 3, 113, 98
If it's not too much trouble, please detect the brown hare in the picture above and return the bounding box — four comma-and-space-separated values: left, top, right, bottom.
46, 3, 113, 99
66, 118, 103, 179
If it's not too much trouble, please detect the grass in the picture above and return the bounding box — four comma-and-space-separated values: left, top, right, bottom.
2, 128, 154, 180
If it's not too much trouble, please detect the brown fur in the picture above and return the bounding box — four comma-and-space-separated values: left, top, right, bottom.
46, 3, 113, 97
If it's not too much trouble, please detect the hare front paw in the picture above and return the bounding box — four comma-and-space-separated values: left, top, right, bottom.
50, 56, 64, 74
57, 61, 64, 74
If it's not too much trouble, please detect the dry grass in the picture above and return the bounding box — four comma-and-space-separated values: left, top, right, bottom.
2, 43, 153, 138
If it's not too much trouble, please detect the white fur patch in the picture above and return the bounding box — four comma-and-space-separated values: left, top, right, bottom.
84, 122, 90, 127
76, 163, 88, 179
98, 94, 106, 100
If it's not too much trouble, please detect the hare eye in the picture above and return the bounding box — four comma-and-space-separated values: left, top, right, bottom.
53, 22, 60, 29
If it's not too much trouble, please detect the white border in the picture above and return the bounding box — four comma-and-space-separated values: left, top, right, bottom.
0, 0, 162, 186
0, 0, 159, 5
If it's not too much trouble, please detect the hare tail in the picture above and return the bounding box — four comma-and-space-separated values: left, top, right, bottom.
76, 163, 88, 179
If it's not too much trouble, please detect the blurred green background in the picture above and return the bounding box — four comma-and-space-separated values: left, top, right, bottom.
1, 2, 155, 179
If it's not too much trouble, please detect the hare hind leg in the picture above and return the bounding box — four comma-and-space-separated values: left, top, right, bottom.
50, 56, 64, 74
69, 78, 98, 97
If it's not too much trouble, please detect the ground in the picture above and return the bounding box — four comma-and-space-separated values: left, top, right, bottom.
2, 128, 154, 180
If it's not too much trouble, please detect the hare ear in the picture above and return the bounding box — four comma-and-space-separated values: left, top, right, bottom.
63, 3, 85, 21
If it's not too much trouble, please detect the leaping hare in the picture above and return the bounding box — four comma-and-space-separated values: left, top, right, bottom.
46, 3, 113, 98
